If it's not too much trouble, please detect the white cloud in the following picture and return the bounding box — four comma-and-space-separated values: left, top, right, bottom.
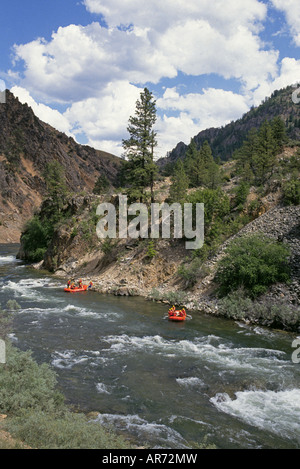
251, 57, 300, 106
13, 22, 176, 103
158, 87, 249, 122
64, 81, 142, 155
156, 113, 200, 157
158, 21, 278, 90
271, 0, 300, 46
155, 87, 250, 156
83, 0, 267, 34
13, 0, 275, 104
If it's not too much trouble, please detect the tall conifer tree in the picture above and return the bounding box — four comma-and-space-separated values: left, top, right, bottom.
122, 88, 158, 202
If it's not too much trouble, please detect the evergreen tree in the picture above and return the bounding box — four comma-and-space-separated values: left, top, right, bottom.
253, 120, 276, 183
205, 160, 221, 189
184, 139, 199, 186
122, 88, 158, 203
235, 118, 287, 185
271, 116, 288, 153
93, 174, 110, 195
235, 128, 260, 176
43, 160, 68, 208
185, 140, 216, 188
169, 160, 189, 203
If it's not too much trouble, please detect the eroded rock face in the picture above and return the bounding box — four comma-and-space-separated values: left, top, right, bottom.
0, 91, 121, 242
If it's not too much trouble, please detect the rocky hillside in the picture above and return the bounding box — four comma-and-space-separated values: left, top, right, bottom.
29, 147, 299, 314
159, 85, 300, 168
0, 90, 121, 243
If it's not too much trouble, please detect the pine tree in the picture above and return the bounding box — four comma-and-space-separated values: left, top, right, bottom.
184, 139, 199, 186
169, 160, 189, 203
93, 174, 110, 195
186, 140, 215, 188
254, 120, 276, 183
43, 160, 68, 210
271, 116, 288, 154
122, 88, 158, 203
206, 160, 221, 189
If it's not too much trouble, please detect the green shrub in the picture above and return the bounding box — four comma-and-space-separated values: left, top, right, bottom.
215, 233, 291, 298
21, 216, 49, 261
234, 181, 250, 207
149, 288, 187, 305
178, 257, 210, 287
93, 174, 110, 195
217, 290, 300, 331
283, 177, 300, 205
1, 345, 131, 449
146, 240, 157, 259
7, 411, 129, 449
0, 344, 65, 416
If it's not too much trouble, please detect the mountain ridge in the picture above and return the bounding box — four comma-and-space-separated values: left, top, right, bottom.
158, 85, 300, 168
0, 90, 121, 243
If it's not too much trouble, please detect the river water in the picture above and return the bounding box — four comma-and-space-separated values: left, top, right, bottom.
1, 244, 300, 449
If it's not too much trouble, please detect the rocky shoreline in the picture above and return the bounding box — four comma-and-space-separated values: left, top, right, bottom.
28, 200, 300, 332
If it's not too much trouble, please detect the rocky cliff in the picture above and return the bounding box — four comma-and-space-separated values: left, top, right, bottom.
0, 90, 121, 243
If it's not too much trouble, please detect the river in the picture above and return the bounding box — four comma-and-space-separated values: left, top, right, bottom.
1, 244, 300, 449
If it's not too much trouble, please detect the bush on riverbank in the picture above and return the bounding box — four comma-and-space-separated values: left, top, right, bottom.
217, 289, 300, 331
6, 410, 129, 450
215, 233, 291, 298
0, 344, 131, 449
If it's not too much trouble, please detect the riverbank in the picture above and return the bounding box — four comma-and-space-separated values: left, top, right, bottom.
38, 203, 299, 333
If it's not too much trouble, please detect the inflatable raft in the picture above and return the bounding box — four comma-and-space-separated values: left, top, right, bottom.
168, 306, 186, 322
64, 285, 88, 293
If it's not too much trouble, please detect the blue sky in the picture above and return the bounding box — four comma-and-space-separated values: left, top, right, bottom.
1, 0, 300, 158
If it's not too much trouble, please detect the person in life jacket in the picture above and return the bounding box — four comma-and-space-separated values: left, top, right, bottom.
78, 279, 83, 288
67, 279, 71, 288
88, 281, 93, 289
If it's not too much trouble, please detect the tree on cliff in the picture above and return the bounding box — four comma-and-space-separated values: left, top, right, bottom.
21, 161, 68, 262
122, 88, 158, 203
43, 160, 68, 209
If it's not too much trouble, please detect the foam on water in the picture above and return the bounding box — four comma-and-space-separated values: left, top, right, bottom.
176, 377, 206, 388
1, 278, 61, 300
94, 413, 187, 448
210, 389, 300, 442
51, 350, 109, 369
0, 255, 17, 264
102, 333, 289, 375
51, 350, 90, 369
96, 383, 112, 394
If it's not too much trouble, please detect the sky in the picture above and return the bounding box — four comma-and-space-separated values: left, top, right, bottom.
1, 0, 300, 159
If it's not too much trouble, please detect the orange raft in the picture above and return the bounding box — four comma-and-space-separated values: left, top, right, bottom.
64, 285, 88, 293
168, 306, 186, 322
